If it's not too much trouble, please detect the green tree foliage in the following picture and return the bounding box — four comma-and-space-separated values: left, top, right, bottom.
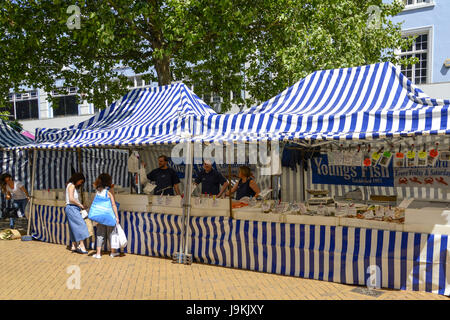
0, 0, 414, 112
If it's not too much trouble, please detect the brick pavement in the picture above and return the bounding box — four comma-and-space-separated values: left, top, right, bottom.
0, 238, 448, 300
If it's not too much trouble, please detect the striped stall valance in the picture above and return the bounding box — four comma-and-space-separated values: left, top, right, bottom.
30, 205, 450, 296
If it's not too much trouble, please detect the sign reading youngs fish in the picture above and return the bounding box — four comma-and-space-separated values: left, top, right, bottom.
394, 161, 450, 189
311, 154, 394, 187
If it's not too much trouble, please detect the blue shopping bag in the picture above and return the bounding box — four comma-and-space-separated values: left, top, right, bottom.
88, 191, 119, 227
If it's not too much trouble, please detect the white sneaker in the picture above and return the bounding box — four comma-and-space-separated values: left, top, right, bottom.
110, 252, 120, 258
92, 254, 101, 259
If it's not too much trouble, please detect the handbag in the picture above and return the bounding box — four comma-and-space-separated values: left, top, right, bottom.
88, 191, 117, 227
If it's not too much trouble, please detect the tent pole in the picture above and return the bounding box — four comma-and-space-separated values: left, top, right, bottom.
301, 159, 306, 202
76, 148, 85, 204
182, 140, 194, 263
26, 149, 37, 236
228, 164, 232, 217
128, 149, 133, 194
137, 152, 141, 194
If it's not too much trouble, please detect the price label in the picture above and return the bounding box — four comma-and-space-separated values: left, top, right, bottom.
371, 152, 381, 161
379, 151, 393, 167
407, 151, 416, 159
429, 149, 438, 158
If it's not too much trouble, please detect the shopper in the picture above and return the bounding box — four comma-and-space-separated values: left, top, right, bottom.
226, 166, 260, 200
91, 173, 120, 259
0, 173, 30, 228
146, 155, 181, 195
194, 160, 229, 198
65, 173, 90, 254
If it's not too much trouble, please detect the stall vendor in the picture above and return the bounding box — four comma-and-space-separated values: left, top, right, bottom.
226, 166, 260, 200
194, 160, 229, 198
146, 155, 181, 195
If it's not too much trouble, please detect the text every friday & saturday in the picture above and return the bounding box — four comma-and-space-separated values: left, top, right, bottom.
311, 154, 450, 189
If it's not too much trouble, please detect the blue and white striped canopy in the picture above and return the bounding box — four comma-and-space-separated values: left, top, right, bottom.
12, 83, 216, 150
195, 62, 450, 143
9, 63, 450, 150
0, 120, 33, 148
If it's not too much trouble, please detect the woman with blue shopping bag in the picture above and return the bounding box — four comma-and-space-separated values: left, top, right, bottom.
65, 173, 90, 254
90, 173, 121, 259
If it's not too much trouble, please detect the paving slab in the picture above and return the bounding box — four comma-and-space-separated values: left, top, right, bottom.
0, 239, 448, 300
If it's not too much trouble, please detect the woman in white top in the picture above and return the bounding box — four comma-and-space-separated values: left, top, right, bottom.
92, 173, 120, 259
0, 173, 30, 228
65, 173, 90, 254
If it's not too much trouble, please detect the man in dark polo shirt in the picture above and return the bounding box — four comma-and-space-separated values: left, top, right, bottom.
194, 160, 229, 198
147, 155, 181, 195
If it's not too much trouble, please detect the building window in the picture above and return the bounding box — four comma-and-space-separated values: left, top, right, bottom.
402, 0, 434, 11
127, 76, 146, 88
53, 95, 78, 117
400, 33, 429, 84
403, 0, 432, 6
15, 100, 39, 120
68, 87, 77, 95
51, 87, 77, 97
3, 91, 39, 120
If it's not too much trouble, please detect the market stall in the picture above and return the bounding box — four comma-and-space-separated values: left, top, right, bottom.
10, 63, 450, 296
0, 120, 33, 214
190, 62, 450, 295
12, 83, 221, 260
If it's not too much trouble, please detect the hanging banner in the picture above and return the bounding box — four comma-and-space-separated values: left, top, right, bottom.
394, 161, 450, 189
311, 154, 394, 187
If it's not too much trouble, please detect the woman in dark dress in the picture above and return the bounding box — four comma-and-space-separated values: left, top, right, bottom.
227, 166, 260, 200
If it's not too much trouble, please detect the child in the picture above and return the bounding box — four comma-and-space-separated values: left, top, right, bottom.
91, 173, 120, 259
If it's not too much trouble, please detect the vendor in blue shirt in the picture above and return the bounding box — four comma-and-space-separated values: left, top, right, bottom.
194, 160, 229, 197
146, 155, 181, 196
227, 166, 260, 200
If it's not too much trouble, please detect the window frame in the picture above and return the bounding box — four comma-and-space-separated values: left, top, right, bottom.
397, 26, 433, 85
402, 0, 435, 12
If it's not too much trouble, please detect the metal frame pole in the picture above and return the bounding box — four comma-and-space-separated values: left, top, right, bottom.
128, 149, 133, 194
137, 153, 141, 194
26, 149, 37, 236
228, 164, 232, 217
183, 141, 194, 260
77, 148, 85, 203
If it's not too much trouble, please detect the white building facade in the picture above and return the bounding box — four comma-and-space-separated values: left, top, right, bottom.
388, 0, 450, 99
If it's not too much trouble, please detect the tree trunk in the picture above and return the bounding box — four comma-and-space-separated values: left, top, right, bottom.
155, 56, 172, 86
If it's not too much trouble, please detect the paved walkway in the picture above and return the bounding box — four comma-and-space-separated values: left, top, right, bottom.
0, 238, 448, 300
